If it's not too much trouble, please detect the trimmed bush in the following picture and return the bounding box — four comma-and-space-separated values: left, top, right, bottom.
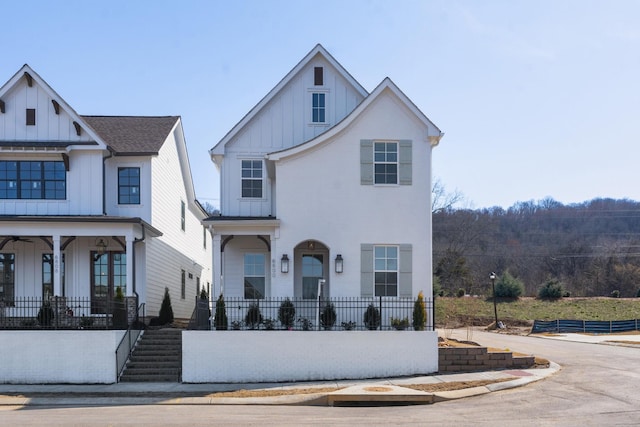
363, 304, 380, 330
37, 301, 54, 327
611, 289, 620, 298
320, 302, 337, 330
493, 272, 524, 299
391, 317, 409, 330
214, 294, 228, 330
245, 302, 263, 329
412, 291, 427, 330
158, 287, 174, 325
538, 279, 564, 300
278, 298, 296, 329
456, 288, 465, 298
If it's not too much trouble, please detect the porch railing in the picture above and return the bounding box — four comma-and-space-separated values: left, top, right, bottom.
0, 296, 136, 330
211, 296, 434, 331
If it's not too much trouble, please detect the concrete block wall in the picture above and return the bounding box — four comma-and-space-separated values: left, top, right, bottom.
0, 331, 125, 383
183, 331, 439, 383
438, 346, 535, 372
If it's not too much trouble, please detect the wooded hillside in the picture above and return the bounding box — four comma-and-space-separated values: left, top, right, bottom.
433, 197, 640, 297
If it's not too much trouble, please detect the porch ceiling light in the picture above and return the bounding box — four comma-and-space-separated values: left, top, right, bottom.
95, 237, 109, 255
335, 254, 344, 273
281, 254, 290, 273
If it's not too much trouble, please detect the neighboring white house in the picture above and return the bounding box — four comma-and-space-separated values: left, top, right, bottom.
0, 65, 212, 322
206, 44, 442, 302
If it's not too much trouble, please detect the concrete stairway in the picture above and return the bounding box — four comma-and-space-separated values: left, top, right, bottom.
119, 329, 182, 382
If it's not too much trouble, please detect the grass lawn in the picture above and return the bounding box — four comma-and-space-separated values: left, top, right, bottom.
435, 296, 640, 328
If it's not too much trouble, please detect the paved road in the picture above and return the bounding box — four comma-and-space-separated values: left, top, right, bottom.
1, 331, 639, 426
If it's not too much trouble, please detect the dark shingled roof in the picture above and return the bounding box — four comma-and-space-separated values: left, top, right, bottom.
81, 116, 179, 155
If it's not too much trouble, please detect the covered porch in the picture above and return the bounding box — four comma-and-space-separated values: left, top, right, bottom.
0, 216, 161, 329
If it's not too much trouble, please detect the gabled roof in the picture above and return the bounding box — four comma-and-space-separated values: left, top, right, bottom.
0, 64, 108, 149
82, 116, 180, 155
209, 44, 369, 156
267, 78, 443, 161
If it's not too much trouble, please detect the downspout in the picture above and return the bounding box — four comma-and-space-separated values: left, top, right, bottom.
102, 148, 114, 215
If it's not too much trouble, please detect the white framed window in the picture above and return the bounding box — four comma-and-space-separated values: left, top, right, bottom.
374, 142, 398, 184
241, 160, 263, 198
374, 245, 398, 297
311, 92, 326, 123
244, 253, 266, 299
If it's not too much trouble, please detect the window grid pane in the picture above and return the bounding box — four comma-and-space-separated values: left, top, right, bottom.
374, 142, 398, 184
374, 245, 399, 297
312, 93, 326, 123
0, 161, 65, 200
118, 167, 141, 204
241, 160, 263, 198
244, 254, 266, 299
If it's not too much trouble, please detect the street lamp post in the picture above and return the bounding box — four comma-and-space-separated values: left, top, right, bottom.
490, 272, 498, 328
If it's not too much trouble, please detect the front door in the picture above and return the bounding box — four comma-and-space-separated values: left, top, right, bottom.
91, 251, 126, 314
302, 254, 324, 299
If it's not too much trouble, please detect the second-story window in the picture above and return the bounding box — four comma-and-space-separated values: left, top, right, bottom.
241, 160, 262, 198
374, 142, 398, 184
118, 167, 140, 204
0, 161, 66, 200
312, 93, 325, 123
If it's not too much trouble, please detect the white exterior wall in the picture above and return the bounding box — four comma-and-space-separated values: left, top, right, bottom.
0, 331, 124, 384
272, 91, 433, 298
221, 56, 365, 216
0, 150, 103, 215
147, 128, 212, 319
183, 331, 438, 383
105, 156, 152, 220
0, 82, 93, 143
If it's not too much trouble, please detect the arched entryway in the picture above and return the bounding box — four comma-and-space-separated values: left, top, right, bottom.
293, 240, 329, 299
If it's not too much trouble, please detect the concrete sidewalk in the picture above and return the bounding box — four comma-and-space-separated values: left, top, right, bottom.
0, 361, 560, 407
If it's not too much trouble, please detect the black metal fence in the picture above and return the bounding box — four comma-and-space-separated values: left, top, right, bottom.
210, 296, 434, 331
0, 296, 137, 330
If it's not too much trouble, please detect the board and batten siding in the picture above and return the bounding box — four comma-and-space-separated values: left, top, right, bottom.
220, 57, 365, 217
146, 128, 211, 319
0, 80, 93, 143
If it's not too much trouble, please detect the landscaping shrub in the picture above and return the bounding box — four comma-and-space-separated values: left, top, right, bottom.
412, 291, 427, 331
214, 294, 228, 330
537, 279, 565, 300
610, 289, 620, 298
37, 301, 54, 327
277, 298, 296, 329
158, 287, 174, 325
456, 288, 465, 298
245, 302, 263, 329
363, 303, 380, 330
391, 317, 409, 330
320, 302, 337, 330
493, 272, 524, 299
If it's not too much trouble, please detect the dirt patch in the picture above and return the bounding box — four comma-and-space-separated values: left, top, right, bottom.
404, 378, 512, 393
206, 387, 343, 398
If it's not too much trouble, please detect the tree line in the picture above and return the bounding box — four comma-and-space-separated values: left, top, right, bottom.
433, 197, 640, 298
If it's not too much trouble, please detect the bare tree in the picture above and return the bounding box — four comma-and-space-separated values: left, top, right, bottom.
432, 178, 465, 214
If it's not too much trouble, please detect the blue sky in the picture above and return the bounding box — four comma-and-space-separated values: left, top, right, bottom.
2, 0, 639, 209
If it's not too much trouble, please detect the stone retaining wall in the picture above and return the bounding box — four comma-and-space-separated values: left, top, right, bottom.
438, 346, 535, 372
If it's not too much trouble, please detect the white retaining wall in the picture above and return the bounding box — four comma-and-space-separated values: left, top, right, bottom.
0, 331, 125, 384
182, 331, 438, 383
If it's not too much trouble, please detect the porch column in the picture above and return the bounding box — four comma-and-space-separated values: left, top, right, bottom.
212, 233, 222, 297
126, 234, 134, 296
52, 235, 62, 296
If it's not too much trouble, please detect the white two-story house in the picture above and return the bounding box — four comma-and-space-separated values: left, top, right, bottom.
0, 65, 212, 323
206, 45, 442, 304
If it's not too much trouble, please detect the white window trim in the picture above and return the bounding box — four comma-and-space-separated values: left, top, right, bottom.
244, 253, 267, 299
307, 88, 330, 126
240, 159, 265, 199
373, 140, 399, 186
373, 244, 399, 297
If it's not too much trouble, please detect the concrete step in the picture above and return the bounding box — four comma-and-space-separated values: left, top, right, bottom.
119, 328, 183, 383
119, 374, 180, 382
125, 361, 181, 370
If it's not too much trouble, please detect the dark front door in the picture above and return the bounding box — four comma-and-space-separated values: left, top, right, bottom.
91, 251, 126, 314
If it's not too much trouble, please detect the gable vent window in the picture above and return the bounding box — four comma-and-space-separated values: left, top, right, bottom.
26, 109, 36, 126
314, 67, 323, 86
